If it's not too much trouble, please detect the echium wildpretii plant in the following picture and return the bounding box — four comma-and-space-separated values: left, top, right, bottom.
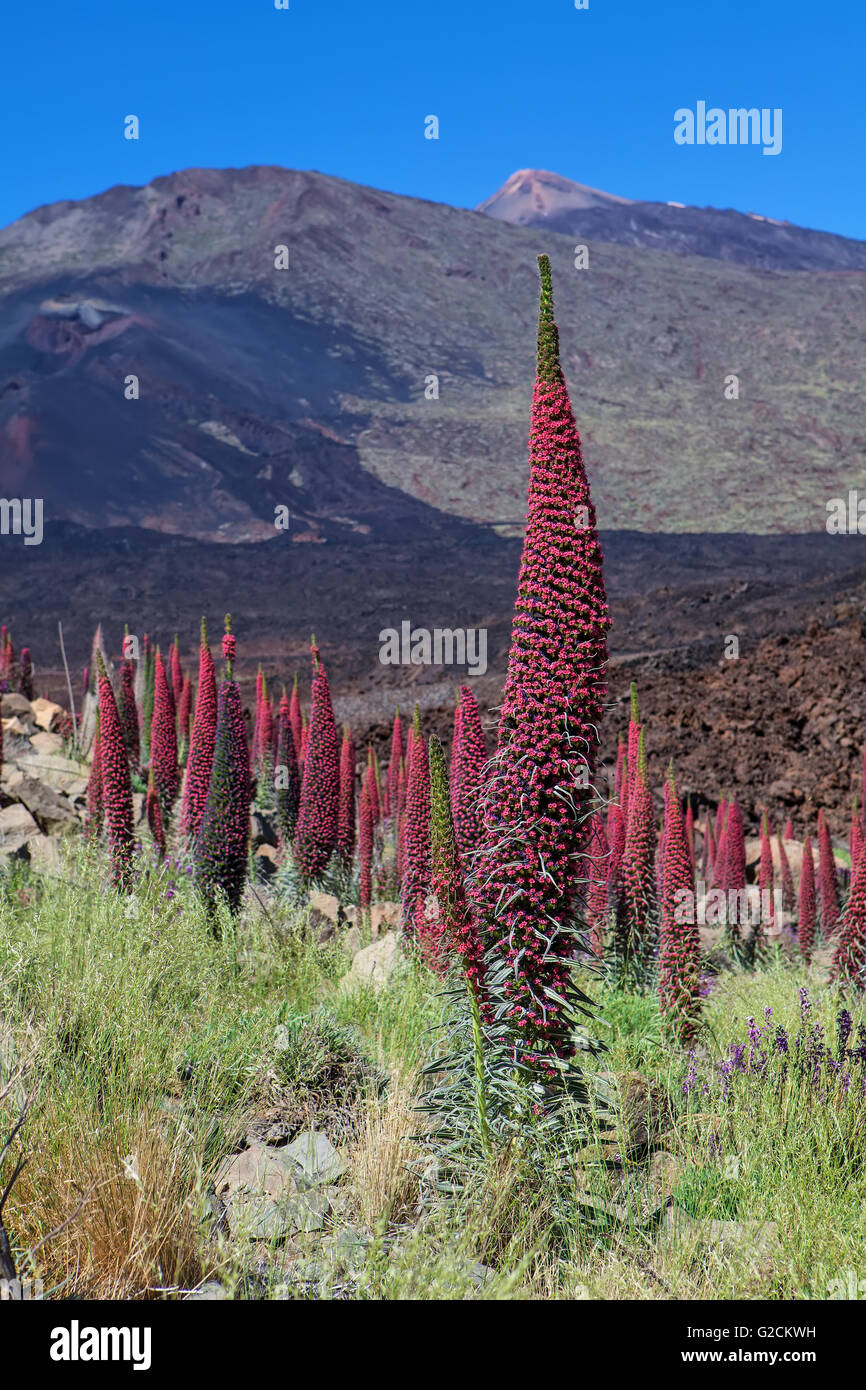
468, 254, 610, 1125
275, 687, 301, 846
612, 728, 656, 989
96, 651, 135, 889
194, 615, 251, 918
293, 638, 340, 884
182, 618, 217, 843
658, 763, 701, 1044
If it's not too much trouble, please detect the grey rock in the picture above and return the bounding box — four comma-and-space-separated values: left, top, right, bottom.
283, 1129, 347, 1186
13, 777, 77, 832
0, 803, 41, 856
0, 694, 32, 717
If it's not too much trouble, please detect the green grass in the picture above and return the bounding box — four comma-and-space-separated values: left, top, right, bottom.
1, 843, 865, 1300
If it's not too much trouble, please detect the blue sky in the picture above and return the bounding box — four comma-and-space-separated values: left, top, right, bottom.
3, 0, 863, 237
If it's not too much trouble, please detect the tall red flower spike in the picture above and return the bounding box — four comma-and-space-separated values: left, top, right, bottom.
359, 775, 373, 911
586, 811, 610, 957
724, 800, 747, 938
118, 646, 140, 772
96, 651, 135, 888
275, 688, 302, 844
817, 810, 840, 937
366, 746, 381, 825
758, 811, 775, 935
289, 674, 303, 759
618, 730, 655, 961
182, 618, 218, 843
624, 683, 640, 828
293, 639, 340, 882
613, 736, 626, 813
151, 649, 180, 824
428, 734, 487, 995
194, 615, 251, 915
402, 705, 431, 935
776, 828, 796, 913
337, 726, 356, 866
783, 818, 794, 840
658, 764, 701, 1044
449, 700, 463, 808
252, 666, 264, 770
170, 636, 183, 710
798, 834, 816, 963
684, 800, 696, 878
831, 837, 866, 987
386, 707, 403, 820
451, 684, 487, 863
178, 675, 192, 753
84, 712, 104, 840
471, 254, 610, 1068
146, 766, 166, 859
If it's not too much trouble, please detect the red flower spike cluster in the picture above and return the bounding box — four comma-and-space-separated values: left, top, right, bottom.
151, 650, 179, 823
586, 811, 610, 956
359, 775, 374, 910
724, 801, 747, 937
798, 834, 817, 963
96, 651, 135, 889
471, 255, 610, 1065
402, 705, 431, 935
84, 713, 104, 840
618, 730, 655, 959
146, 766, 166, 858
275, 688, 302, 844
817, 810, 840, 936
194, 615, 251, 914
182, 618, 218, 843
178, 675, 192, 753
118, 651, 140, 772
293, 640, 340, 882
831, 839, 866, 987
451, 684, 487, 863
337, 727, 356, 865
289, 675, 303, 759
170, 637, 183, 710
386, 707, 402, 820
758, 812, 775, 933
428, 734, 487, 993
658, 764, 701, 1044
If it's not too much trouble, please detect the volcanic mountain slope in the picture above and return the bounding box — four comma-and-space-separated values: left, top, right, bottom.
479, 168, 866, 273
0, 165, 864, 540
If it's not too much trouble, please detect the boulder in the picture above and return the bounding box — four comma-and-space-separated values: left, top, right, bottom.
29, 732, 64, 756
308, 890, 341, 924
370, 901, 401, 937
26, 835, 63, 876
14, 777, 77, 833
0, 694, 32, 718
31, 698, 63, 732
344, 932, 400, 992
282, 1129, 347, 1187
2, 716, 34, 738
0, 804, 41, 857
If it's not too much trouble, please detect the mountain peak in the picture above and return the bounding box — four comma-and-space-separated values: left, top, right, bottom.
477, 168, 634, 224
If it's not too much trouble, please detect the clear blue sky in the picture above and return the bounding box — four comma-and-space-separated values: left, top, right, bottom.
3, 0, 863, 237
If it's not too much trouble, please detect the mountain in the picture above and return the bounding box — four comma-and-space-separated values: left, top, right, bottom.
1, 165, 865, 546
478, 168, 866, 273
